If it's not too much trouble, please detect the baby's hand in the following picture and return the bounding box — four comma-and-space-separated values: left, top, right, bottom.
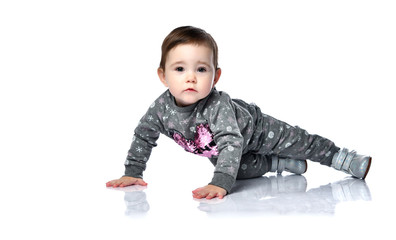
106, 176, 147, 188
192, 184, 227, 199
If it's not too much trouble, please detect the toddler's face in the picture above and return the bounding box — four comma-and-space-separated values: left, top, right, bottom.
158, 44, 221, 107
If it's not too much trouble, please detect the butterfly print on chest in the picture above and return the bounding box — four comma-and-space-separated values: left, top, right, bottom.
170, 123, 219, 158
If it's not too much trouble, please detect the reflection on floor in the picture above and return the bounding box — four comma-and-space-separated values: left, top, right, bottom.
118, 175, 371, 216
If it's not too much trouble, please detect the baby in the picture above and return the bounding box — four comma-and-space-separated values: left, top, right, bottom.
106, 26, 372, 199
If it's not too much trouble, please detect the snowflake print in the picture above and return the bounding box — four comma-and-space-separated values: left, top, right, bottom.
325, 151, 332, 157
227, 116, 234, 123
136, 147, 143, 153
168, 122, 175, 128
170, 109, 177, 115
227, 166, 237, 175
268, 131, 275, 139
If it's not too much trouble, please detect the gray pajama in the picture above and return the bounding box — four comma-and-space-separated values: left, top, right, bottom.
124, 88, 339, 193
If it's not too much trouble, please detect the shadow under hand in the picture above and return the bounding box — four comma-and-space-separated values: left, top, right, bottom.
195, 175, 371, 216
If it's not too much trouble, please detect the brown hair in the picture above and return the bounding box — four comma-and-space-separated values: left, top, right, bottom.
159, 26, 219, 71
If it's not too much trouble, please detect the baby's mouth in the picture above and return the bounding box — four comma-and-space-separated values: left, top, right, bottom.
184, 88, 197, 92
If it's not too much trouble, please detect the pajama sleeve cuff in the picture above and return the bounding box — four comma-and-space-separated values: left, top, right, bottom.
124, 165, 144, 179
209, 172, 236, 194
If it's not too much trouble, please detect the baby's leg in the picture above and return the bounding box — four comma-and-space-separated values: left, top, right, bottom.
236, 153, 271, 179
236, 153, 307, 179
255, 114, 371, 179
258, 114, 340, 166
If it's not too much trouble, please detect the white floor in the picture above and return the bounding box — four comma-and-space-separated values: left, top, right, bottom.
1, 1, 395, 239
1, 135, 395, 240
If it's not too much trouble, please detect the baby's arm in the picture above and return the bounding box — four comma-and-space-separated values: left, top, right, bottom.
109, 99, 163, 189
106, 176, 147, 188
192, 185, 227, 199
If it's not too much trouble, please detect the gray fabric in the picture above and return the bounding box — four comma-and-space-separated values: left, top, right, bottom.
236, 153, 271, 180
123, 88, 339, 193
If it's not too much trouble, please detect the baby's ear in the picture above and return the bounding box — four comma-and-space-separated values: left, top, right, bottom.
157, 68, 168, 87
213, 68, 222, 86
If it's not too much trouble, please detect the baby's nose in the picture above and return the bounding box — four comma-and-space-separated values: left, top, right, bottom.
186, 71, 197, 83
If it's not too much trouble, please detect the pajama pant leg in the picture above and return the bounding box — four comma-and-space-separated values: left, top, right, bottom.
236, 153, 271, 179
257, 113, 340, 167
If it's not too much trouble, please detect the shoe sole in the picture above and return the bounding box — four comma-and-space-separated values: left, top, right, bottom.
303, 160, 308, 174
362, 157, 372, 179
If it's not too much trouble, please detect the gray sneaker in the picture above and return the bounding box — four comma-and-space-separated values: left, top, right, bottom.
331, 148, 372, 179
270, 155, 307, 175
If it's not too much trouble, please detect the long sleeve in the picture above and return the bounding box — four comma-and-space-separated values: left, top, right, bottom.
205, 95, 244, 193
124, 104, 163, 179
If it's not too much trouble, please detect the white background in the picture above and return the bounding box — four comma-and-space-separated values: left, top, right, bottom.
1, 0, 395, 239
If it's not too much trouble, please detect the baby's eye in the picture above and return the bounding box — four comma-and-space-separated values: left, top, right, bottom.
175, 67, 184, 72
197, 67, 207, 73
